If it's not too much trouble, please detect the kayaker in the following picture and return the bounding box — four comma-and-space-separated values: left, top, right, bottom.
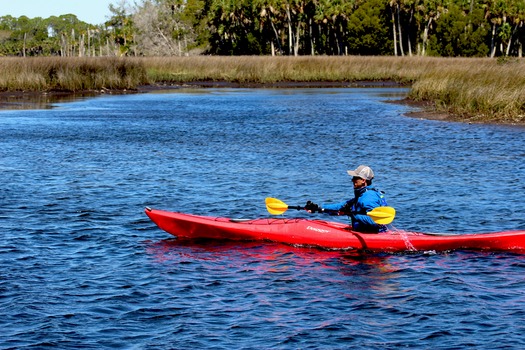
304, 165, 388, 233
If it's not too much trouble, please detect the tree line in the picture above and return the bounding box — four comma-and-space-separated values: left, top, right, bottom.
1, 0, 524, 57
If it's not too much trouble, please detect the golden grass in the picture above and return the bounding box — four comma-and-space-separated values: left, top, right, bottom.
408, 57, 525, 123
0, 57, 149, 92
139, 56, 424, 83
0, 56, 524, 124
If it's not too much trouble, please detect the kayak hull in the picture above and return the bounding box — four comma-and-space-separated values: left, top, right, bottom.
145, 208, 525, 252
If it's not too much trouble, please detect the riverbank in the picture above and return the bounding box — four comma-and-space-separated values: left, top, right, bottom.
0, 82, 515, 126
0, 56, 523, 125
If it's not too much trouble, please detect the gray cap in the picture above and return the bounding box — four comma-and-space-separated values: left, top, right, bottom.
347, 165, 374, 180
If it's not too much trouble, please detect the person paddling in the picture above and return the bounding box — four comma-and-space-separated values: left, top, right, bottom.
304, 165, 388, 233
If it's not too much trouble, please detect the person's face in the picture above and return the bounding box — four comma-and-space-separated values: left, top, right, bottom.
352, 176, 367, 189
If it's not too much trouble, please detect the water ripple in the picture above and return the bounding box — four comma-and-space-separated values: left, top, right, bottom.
1, 89, 524, 348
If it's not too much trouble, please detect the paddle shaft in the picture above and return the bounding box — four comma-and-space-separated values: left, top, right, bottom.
288, 205, 336, 214
265, 197, 395, 224
288, 205, 303, 211
288, 204, 386, 220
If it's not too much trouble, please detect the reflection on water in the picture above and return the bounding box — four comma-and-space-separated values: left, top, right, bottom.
0, 91, 103, 110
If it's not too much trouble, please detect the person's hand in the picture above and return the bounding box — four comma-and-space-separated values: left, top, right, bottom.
304, 201, 321, 213
340, 199, 355, 215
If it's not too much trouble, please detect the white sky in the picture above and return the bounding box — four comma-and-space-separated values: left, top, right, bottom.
0, 0, 118, 25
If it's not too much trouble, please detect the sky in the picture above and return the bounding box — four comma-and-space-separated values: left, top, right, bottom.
0, 0, 117, 25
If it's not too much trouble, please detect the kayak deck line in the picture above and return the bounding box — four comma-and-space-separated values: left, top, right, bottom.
144, 207, 525, 253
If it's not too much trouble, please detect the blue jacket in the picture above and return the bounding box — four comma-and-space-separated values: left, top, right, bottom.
322, 186, 387, 233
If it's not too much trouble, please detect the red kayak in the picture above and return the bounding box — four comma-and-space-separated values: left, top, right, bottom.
145, 208, 525, 253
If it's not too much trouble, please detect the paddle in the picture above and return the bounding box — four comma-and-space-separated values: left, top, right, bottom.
265, 197, 396, 225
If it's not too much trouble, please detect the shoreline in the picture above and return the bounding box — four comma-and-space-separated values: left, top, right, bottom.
0, 82, 518, 126
0, 81, 406, 110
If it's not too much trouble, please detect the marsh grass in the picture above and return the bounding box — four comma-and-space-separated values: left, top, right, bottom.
140, 56, 425, 83
1, 56, 524, 123
408, 58, 525, 123
0, 57, 148, 92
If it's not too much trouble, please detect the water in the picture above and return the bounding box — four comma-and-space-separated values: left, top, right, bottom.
1, 88, 524, 349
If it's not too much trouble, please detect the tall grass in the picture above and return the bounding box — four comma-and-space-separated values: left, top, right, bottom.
0, 57, 149, 92
140, 56, 426, 83
407, 57, 525, 123
0, 56, 524, 123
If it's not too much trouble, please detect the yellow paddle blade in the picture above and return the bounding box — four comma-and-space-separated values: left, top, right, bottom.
367, 206, 396, 225
265, 197, 289, 215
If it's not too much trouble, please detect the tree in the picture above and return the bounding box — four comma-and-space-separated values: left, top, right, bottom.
255, 0, 286, 55
0, 15, 59, 56
107, 0, 136, 55
504, 0, 525, 56
433, 2, 489, 56
0, 0, 524, 58
46, 15, 92, 56
347, 0, 392, 55
133, 0, 199, 56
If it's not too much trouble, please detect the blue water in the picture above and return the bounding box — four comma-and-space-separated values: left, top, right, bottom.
1, 88, 525, 349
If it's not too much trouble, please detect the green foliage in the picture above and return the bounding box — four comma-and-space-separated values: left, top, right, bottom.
434, 5, 490, 57
347, 0, 392, 55
0, 14, 95, 56
0, 0, 524, 57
